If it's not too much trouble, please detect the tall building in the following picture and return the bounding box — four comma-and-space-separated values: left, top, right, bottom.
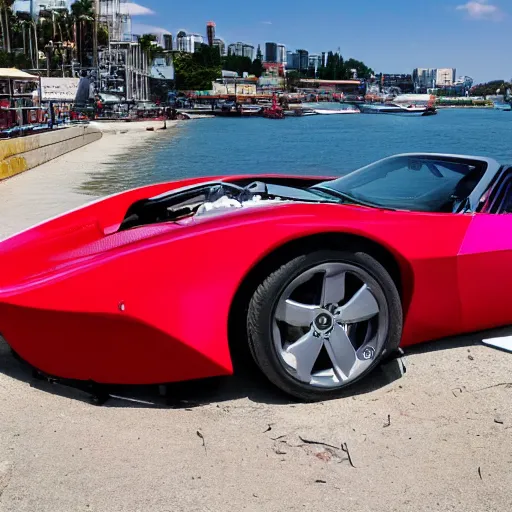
256, 44, 263, 61
213, 38, 226, 56
277, 44, 286, 64
176, 31, 204, 53
228, 42, 254, 59
436, 68, 456, 87
413, 68, 437, 91
413, 68, 456, 90
228, 42, 243, 56
286, 52, 299, 70
227, 42, 240, 56
309, 54, 322, 70
163, 34, 173, 51
242, 44, 254, 60
265, 42, 278, 63
286, 51, 294, 68
206, 21, 216, 47
297, 49, 309, 71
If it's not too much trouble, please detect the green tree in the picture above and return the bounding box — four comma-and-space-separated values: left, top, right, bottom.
471, 80, 511, 96
344, 58, 374, 79
285, 70, 301, 92
70, 0, 94, 66
194, 44, 221, 68
139, 33, 165, 61
250, 58, 264, 77
0, 0, 15, 53
174, 50, 221, 91
222, 54, 251, 76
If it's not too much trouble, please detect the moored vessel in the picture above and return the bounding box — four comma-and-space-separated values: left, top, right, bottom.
358, 103, 437, 116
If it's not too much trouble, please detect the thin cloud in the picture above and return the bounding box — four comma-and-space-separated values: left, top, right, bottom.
132, 24, 171, 35
121, 2, 155, 16
261, 21, 273, 25
456, 1, 503, 20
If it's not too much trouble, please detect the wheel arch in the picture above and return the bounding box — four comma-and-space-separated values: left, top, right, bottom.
227, 232, 414, 367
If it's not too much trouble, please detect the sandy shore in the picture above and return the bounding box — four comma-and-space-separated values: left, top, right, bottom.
0, 119, 511, 511
0, 120, 177, 240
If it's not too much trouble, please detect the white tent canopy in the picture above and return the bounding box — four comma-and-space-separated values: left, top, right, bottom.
0, 68, 39, 80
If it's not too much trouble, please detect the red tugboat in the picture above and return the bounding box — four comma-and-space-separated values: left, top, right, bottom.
263, 93, 285, 119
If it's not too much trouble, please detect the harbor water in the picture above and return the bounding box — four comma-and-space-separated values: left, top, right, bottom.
81, 108, 512, 195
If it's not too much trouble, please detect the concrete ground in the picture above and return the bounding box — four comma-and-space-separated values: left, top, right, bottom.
0, 131, 511, 511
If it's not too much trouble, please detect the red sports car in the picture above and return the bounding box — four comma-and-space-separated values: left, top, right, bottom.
1, 153, 510, 401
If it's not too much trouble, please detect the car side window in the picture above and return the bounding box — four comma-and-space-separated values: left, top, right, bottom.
499, 181, 512, 214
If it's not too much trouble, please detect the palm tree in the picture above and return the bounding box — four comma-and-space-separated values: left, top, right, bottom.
71, 0, 94, 67
0, 0, 14, 53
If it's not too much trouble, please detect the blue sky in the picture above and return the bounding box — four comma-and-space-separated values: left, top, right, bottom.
14, 1, 511, 83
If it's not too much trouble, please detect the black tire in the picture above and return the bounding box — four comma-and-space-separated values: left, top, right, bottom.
247, 249, 403, 401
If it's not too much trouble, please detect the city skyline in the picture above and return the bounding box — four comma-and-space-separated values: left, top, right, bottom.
10, 0, 511, 83
126, 0, 509, 84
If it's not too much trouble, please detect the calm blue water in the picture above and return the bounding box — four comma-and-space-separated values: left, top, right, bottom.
81, 108, 512, 195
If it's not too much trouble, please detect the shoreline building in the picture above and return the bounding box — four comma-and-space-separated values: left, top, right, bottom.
436, 68, 456, 87
176, 31, 204, 53
413, 67, 456, 92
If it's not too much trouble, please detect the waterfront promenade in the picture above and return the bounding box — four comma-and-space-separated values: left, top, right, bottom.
0, 120, 511, 512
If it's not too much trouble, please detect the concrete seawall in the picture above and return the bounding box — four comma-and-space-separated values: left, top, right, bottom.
0, 125, 102, 181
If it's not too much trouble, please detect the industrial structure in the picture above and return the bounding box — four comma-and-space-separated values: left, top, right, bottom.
98, 0, 132, 42
95, 0, 150, 101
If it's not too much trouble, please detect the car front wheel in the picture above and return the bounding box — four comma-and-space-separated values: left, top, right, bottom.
247, 249, 403, 401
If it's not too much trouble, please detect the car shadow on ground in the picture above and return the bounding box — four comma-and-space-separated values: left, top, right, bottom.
1, 327, 509, 409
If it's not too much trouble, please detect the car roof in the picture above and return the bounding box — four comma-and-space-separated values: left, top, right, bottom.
367, 152, 501, 168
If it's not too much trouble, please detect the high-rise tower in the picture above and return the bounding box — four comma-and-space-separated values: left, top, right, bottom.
206, 21, 216, 47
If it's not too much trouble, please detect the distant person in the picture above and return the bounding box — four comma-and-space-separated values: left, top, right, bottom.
95, 96, 104, 118
48, 101, 55, 129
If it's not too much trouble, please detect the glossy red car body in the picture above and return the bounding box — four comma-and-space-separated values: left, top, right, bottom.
0, 173, 508, 385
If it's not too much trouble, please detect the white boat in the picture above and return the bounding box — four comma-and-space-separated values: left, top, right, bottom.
493, 102, 511, 111
358, 103, 437, 116
314, 108, 360, 115
284, 108, 318, 117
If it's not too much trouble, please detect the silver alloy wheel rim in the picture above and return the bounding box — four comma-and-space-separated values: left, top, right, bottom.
272, 262, 388, 389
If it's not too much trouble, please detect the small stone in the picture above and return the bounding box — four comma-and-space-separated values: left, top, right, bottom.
494, 416, 504, 425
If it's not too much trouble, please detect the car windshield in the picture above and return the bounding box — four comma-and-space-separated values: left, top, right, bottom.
312, 155, 487, 212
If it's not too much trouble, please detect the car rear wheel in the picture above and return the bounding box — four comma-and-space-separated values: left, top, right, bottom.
247, 250, 403, 401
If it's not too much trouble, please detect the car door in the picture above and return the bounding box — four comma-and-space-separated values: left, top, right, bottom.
458, 166, 512, 332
